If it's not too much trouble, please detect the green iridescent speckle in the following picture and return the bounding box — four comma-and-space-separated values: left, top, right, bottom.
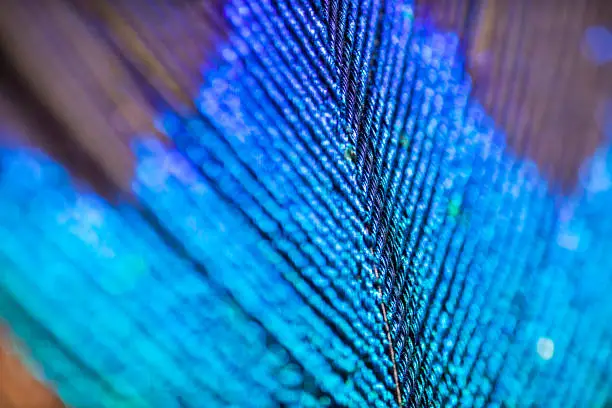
344, 145, 357, 163
100, 255, 148, 295
447, 195, 462, 217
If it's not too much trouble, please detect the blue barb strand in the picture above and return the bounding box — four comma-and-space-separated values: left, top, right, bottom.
1, 1, 612, 407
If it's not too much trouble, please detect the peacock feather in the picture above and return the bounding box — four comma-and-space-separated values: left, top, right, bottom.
0, 1, 611, 407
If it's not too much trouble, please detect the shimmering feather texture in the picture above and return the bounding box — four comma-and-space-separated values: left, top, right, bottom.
0, 1, 611, 407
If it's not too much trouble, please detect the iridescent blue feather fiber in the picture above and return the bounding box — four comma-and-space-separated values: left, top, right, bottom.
0, 0, 611, 407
